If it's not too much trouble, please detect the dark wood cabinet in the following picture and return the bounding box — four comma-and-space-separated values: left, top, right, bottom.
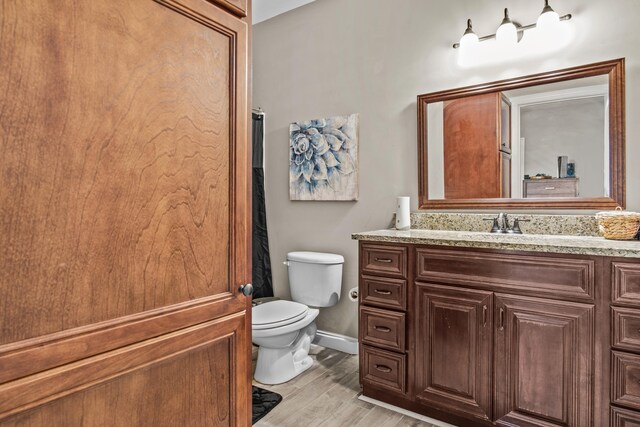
358, 243, 409, 399
493, 294, 594, 427
415, 283, 493, 423
612, 406, 640, 427
358, 241, 623, 427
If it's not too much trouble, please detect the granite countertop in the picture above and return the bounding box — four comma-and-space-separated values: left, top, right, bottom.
352, 229, 640, 258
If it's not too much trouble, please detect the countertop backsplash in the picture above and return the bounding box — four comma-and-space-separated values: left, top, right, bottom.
388, 212, 600, 237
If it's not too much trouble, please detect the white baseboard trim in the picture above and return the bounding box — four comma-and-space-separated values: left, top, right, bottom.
313, 330, 358, 355
358, 395, 458, 427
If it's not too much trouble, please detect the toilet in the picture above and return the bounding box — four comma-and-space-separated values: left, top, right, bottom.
252, 251, 344, 385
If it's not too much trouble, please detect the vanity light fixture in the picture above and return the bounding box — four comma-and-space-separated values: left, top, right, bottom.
496, 8, 518, 46
453, 1, 572, 49
536, 0, 560, 30
459, 19, 479, 48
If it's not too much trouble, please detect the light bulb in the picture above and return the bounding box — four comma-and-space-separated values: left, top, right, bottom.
496, 8, 518, 46
537, 0, 560, 30
459, 19, 479, 48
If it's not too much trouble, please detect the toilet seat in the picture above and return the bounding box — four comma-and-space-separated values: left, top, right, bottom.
252, 300, 309, 330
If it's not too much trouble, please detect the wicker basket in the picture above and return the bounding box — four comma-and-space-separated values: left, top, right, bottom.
596, 208, 640, 240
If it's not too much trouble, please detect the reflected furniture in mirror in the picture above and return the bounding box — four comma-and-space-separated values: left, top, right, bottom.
417, 58, 625, 209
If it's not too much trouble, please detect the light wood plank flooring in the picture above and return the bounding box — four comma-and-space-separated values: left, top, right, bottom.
252, 345, 435, 427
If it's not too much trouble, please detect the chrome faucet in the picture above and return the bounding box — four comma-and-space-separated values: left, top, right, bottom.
484, 213, 529, 234
498, 213, 509, 232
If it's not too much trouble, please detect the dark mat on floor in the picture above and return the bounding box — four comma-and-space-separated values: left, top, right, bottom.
252, 385, 283, 424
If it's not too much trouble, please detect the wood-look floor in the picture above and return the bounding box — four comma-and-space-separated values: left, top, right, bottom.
252, 346, 435, 427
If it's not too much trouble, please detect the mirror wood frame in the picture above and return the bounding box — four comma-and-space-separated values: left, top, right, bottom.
417, 58, 625, 210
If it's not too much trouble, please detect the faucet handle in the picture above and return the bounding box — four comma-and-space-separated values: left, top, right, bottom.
508, 218, 530, 234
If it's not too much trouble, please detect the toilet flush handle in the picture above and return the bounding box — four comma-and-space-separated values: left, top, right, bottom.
239, 283, 254, 296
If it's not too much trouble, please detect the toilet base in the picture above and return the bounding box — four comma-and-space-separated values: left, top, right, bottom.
254, 323, 317, 385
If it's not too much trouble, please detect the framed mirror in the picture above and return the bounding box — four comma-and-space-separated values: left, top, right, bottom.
417, 58, 625, 209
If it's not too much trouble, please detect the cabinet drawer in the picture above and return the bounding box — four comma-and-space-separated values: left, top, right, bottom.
361, 276, 406, 311
360, 306, 406, 352
361, 345, 406, 394
612, 406, 640, 427
614, 307, 640, 352
613, 262, 640, 308
523, 179, 578, 198
361, 244, 407, 278
416, 248, 595, 301
613, 351, 640, 411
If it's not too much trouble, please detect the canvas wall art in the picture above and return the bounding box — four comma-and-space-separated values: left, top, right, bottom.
289, 113, 359, 201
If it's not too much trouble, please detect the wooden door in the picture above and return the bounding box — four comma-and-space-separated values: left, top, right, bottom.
494, 294, 594, 427
0, 0, 251, 425
443, 92, 502, 199
415, 283, 493, 423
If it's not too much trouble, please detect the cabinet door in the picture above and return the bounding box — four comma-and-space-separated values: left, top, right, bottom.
494, 294, 594, 427
415, 283, 493, 422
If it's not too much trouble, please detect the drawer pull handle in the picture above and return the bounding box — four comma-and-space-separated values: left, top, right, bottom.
499, 307, 505, 331
544, 186, 556, 190
374, 325, 391, 333
375, 257, 393, 263
374, 289, 392, 295
374, 364, 392, 373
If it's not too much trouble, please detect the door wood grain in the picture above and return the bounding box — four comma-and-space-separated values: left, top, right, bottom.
0, 0, 251, 424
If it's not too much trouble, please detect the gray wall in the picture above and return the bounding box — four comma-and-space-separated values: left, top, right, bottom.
252, 0, 640, 338
522, 97, 606, 197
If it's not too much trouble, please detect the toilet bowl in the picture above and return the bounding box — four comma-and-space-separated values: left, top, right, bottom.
251, 251, 344, 385
252, 300, 319, 385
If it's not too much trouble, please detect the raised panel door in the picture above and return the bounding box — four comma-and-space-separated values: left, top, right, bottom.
415, 282, 493, 423
443, 92, 501, 199
494, 294, 594, 427
0, 0, 250, 424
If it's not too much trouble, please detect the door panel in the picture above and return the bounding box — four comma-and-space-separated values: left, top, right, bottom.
494, 294, 594, 427
1, 314, 245, 426
415, 283, 493, 422
0, 0, 250, 424
0, 0, 240, 345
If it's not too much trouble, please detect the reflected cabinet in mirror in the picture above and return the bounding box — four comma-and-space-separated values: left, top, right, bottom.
417, 58, 625, 209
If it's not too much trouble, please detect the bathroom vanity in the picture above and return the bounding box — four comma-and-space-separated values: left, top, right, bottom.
354, 226, 640, 427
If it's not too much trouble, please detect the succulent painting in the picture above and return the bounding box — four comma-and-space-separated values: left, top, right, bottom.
289, 114, 358, 200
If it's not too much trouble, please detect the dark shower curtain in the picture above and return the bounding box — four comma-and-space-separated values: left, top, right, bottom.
252, 112, 273, 298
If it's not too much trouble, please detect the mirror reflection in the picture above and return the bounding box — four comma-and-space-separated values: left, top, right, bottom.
426, 75, 609, 200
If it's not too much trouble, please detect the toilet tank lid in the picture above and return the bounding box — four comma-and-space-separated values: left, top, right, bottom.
287, 251, 344, 265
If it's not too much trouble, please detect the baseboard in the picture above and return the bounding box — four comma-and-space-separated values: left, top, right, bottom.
313, 330, 358, 355
358, 395, 457, 427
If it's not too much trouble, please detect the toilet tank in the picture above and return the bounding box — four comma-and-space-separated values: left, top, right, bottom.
287, 251, 344, 308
